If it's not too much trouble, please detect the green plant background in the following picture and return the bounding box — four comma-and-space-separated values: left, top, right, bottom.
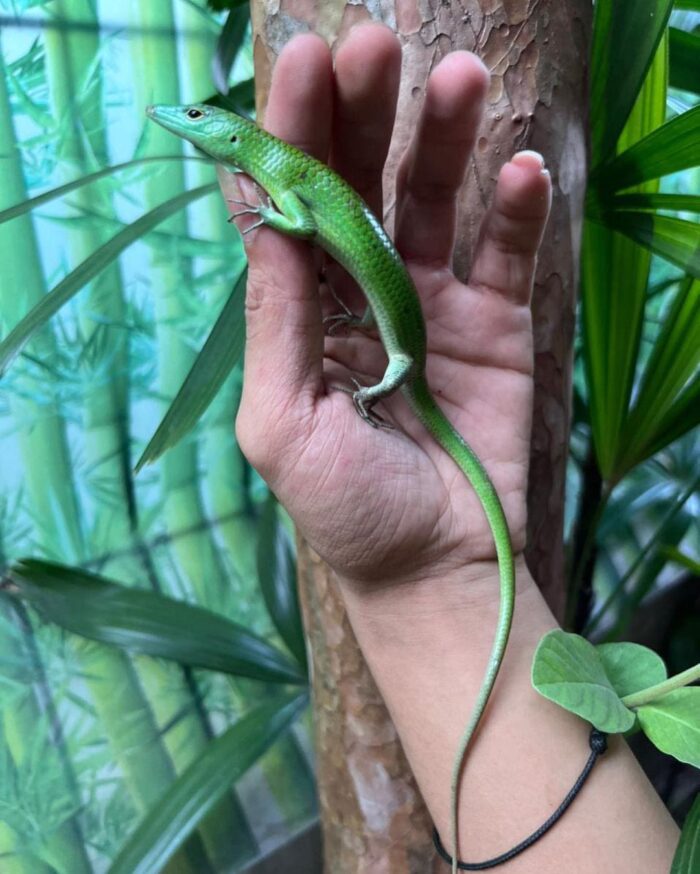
0, 0, 697, 871
0, 2, 315, 872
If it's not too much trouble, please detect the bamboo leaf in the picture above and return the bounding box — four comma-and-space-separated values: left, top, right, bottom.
0, 184, 218, 377
589, 0, 673, 164
600, 212, 700, 277
670, 27, 700, 94
257, 496, 307, 672
637, 688, 700, 767
110, 691, 307, 874
593, 105, 700, 191
0, 156, 208, 225
135, 267, 247, 472
671, 792, 700, 874
9, 559, 306, 685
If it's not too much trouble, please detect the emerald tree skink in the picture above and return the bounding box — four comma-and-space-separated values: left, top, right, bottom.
147, 102, 515, 872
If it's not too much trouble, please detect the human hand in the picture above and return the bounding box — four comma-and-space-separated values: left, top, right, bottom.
234, 23, 551, 592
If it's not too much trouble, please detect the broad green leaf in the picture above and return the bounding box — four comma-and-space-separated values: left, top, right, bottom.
0, 156, 208, 225
670, 27, 700, 94
671, 792, 700, 874
257, 496, 307, 671
110, 691, 307, 874
212, 5, 250, 93
599, 212, 700, 278
596, 642, 667, 697
0, 183, 217, 377
10, 560, 305, 685
637, 688, 700, 766
135, 267, 247, 472
532, 630, 635, 732
589, 0, 673, 164
593, 104, 700, 192
607, 193, 700, 213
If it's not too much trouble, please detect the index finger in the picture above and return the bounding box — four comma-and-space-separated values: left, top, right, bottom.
237, 35, 334, 420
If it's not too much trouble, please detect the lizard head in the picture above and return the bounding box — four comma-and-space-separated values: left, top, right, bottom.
146, 103, 255, 171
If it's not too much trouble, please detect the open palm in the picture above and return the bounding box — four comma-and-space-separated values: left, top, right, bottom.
234, 25, 551, 589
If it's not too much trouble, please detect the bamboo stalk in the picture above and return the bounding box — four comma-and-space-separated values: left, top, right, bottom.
0, 47, 93, 874
40, 1, 258, 868
1, 32, 208, 874
123, 1, 267, 866
126, 0, 233, 617
0, 603, 78, 874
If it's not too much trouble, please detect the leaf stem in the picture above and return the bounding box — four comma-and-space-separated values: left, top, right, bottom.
622, 663, 700, 709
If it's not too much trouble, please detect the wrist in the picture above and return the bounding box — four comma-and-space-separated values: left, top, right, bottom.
337, 553, 535, 639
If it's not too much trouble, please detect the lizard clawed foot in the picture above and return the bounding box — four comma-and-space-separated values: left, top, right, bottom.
323, 312, 364, 336
331, 377, 394, 430
226, 186, 273, 230
322, 282, 363, 335
226, 197, 261, 224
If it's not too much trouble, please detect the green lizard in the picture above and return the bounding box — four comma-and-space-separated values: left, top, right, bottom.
147, 102, 515, 872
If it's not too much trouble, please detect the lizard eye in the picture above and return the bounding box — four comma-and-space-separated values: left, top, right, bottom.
186, 108, 203, 119
230, 135, 238, 143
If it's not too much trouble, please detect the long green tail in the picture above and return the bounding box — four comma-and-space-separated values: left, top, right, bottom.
403, 376, 515, 873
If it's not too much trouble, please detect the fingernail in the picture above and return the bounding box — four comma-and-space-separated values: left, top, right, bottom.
512, 150, 546, 171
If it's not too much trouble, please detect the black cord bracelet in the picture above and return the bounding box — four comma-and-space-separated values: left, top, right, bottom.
433, 727, 608, 870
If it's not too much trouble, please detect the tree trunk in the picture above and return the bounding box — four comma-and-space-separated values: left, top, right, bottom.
250, 1, 590, 869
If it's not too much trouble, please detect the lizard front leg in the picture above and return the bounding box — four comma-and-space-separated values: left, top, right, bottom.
229, 188, 317, 239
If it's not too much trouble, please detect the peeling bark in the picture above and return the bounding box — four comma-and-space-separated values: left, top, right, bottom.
250, 1, 590, 869
296, 543, 440, 872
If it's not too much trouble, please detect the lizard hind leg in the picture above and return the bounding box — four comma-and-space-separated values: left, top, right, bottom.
348, 353, 414, 429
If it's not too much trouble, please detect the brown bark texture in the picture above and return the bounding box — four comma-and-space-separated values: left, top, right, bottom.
249, 1, 591, 870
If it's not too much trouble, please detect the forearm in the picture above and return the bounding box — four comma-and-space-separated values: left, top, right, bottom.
338, 559, 678, 873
